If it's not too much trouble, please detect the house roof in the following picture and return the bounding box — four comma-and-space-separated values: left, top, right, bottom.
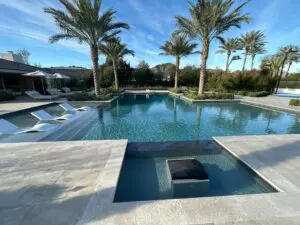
0, 58, 40, 74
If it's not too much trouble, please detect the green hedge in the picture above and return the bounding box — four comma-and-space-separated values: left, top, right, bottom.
168, 88, 185, 94
238, 91, 270, 97
0, 90, 15, 101
68, 92, 112, 101
289, 99, 300, 106
185, 92, 234, 100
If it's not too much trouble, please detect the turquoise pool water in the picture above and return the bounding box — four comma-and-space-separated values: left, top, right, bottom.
114, 141, 277, 202
83, 94, 300, 142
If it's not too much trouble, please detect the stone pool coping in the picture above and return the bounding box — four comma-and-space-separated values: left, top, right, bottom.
2, 135, 300, 224
78, 134, 300, 225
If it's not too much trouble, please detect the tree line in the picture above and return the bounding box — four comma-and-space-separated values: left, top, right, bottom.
45, 0, 299, 97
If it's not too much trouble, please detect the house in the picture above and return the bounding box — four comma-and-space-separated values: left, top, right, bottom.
0, 51, 24, 63
0, 59, 92, 94
0, 58, 39, 94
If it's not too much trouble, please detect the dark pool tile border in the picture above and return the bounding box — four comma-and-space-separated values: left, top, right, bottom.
213, 137, 283, 193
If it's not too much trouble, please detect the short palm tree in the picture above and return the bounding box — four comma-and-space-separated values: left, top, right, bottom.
240, 30, 266, 72
99, 41, 134, 89
176, 0, 251, 95
261, 56, 283, 77
160, 33, 198, 89
44, 0, 129, 96
249, 44, 266, 71
216, 38, 241, 72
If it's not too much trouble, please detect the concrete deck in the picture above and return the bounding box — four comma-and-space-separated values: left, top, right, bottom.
0, 140, 128, 225
0, 101, 52, 116
239, 95, 300, 114
2, 135, 300, 224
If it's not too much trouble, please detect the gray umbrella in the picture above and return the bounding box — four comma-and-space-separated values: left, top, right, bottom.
23, 70, 54, 94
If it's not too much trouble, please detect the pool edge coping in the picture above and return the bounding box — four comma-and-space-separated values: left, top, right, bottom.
213, 136, 284, 193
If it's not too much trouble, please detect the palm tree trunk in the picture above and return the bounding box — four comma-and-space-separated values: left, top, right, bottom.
225, 52, 231, 72
198, 40, 209, 96
251, 54, 255, 71
242, 51, 248, 72
275, 57, 288, 94
175, 56, 180, 89
112, 58, 119, 89
90, 45, 100, 96
286, 62, 292, 77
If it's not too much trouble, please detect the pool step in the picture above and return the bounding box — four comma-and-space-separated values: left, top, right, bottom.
40, 111, 98, 141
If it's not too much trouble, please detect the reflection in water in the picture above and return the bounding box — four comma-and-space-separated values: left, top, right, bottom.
83, 95, 300, 142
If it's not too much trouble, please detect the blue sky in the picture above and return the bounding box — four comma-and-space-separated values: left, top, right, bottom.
0, 0, 299, 72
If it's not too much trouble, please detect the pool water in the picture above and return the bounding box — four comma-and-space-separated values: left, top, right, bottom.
83, 94, 300, 142
114, 141, 277, 202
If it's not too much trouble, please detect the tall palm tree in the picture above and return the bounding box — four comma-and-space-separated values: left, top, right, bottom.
275, 45, 299, 93
240, 30, 266, 72
99, 41, 134, 89
160, 33, 198, 89
285, 53, 300, 77
44, 0, 129, 96
176, 0, 251, 95
216, 38, 241, 72
249, 44, 266, 71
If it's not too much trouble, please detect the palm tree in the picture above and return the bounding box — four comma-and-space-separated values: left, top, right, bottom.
44, 0, 129, 96
275, 45, 299, 93
261, 56, 283, 77
285, 53, 300, 77
249, 44, 266, 71
176, 0, 251, 95
99, 41, 134, 89
216, 38, 241, 72
240, 30, 266, 72
160, 33, 198, 89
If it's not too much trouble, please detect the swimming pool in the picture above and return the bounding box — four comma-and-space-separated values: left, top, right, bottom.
114, 141, 277, 202
81, 94, 300, 142
1, 94, 300, 143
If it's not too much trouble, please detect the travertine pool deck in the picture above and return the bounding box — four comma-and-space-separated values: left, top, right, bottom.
1, 135, 300, 224
0, 101, 52, 116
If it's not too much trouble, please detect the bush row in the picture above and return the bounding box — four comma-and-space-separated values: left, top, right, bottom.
236, 91, 270, 97
68, 92, 112, 101
185, 92, 234, 100
289, 99, 300, 106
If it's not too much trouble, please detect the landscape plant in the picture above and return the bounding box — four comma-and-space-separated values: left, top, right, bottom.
160, 33, 198, 89
45, 0, 129, 96
176, 0, 251, 95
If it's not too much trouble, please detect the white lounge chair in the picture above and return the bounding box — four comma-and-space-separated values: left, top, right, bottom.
59, 103, 91, 112
31, 110, 76, 122
25, 91, 59, 100
0, 119, 57, 135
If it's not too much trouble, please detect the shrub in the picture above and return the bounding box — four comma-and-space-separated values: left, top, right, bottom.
0, 90, 15, 101
68, 92, 112, 101
289, 99, 300, 106
169, 88, 184, 94
245, 91, 270, 97
236, 90, 247, 96
185, 92, 234, 100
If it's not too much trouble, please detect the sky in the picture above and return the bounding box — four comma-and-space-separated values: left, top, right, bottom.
0, 0, 300, 72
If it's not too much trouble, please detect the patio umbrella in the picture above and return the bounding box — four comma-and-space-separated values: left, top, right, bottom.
53, 73, 70, 88
23, 70, 54, 95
